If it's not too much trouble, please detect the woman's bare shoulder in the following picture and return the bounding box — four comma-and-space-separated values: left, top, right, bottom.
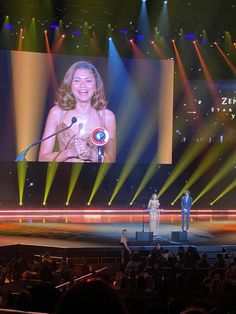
49, 105, 62, 115
102, 108, 116, 121
47, 105, 62, 121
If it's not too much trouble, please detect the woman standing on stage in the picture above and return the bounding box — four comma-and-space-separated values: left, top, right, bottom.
147, 193, 160, 237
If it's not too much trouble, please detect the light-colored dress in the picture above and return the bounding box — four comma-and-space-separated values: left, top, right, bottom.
56, 108, 105, 162
148, 199, 160, 236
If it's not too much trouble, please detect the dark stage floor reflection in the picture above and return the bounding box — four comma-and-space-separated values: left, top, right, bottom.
0, 218, 235, 248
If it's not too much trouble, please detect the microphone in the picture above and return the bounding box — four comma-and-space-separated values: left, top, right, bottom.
90, 127, 109, 163
15, 116, 77, 161
71, 116, 77, 124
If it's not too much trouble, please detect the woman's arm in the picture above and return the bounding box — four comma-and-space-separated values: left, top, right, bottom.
38, 106, 77, 162
121, 237, 131, 253
103, 109, 116, 163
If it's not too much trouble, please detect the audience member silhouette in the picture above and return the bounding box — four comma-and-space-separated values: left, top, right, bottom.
56, 279, 128, 314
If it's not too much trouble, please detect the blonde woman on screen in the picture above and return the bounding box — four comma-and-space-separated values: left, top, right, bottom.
147, 193, 160, 237
38, 61, 116, 162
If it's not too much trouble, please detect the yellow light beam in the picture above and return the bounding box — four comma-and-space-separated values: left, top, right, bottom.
59, 20, 65, 33
130, 160, 159, 205
11, 50, 49, 160
88, 163, 110, 205
193, 150, 236, 205
43, 162, 58, 205
24, 18, 38, 51
108, 120, 156, 205
66, 163, 83, 205
17, 161, 28, 205
3, 15, 9, 25
157, 118, 219, 199
210, 179, 236, 205
171, 142, 229, 205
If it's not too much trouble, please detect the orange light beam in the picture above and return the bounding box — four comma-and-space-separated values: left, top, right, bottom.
215, 43, 236, 76
44, 30, 51, 53
44, 30, 57, 93
193, 41, 220, 103
173, 40, 201, 116
151, 41, 166, 58
18, 28, 23, 51
130, 40, 145, 58
90, 32, 102, 56
52, 35, 65, 54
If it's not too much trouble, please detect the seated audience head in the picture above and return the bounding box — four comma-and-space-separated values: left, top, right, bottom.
56, 279, 127, 314
181, 306, 208, 314
131, 251, 141, 262
42, 252, 52, 263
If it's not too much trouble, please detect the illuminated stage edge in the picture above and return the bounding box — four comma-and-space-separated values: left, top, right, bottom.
0, 208, 235, 223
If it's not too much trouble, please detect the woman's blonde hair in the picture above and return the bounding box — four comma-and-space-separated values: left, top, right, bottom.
151, 193, 157, 200
121, 229, 127, 236
56, 61, 107, 111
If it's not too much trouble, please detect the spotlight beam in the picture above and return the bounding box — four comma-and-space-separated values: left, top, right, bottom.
215, 43, 236, 76
12, 50, 50, 160
52, 35, 65, 54
130, 159, 159, 205
43, 162, 58, 205
109, 120, 156, 205
211, 179, 236, 205
193, 150, 236, 205
18, 28, 23, 51
66, 163, 83, 205
108, 39, 141, 153
138, 0, 151, 38
172, 40, 201, 116
87, 163, 110, 205
17, 161, 28, 205
157, 119, 219, 199
193, 41, 220, 103
44, 30, 51, 53
171, 142, 229, 205
152, 41, 166, 58
157, 0, 170, 39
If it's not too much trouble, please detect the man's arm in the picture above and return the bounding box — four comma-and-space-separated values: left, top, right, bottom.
188, 197, 193, 210
181, 197, 184, 209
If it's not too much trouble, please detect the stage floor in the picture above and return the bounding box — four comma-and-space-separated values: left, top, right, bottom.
0, 208, 235, 250
0, 219, 235, 249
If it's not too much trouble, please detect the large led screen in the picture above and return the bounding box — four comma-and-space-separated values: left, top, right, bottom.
0, 50, 174, 163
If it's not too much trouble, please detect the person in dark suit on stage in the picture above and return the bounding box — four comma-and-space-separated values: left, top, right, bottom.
181, 190, 192, 232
